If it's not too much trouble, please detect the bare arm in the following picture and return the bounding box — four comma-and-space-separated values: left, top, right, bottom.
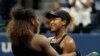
79, 0, 92, 8
61, 52, 76, 56
31, 34, 59, 56
41, 35, 59, 56
61, 36, 76, 56
69, 0, 76, 7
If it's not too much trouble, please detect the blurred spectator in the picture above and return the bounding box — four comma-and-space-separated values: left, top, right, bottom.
51, 2, 61, 13
59, 0, 76, 12
0, 0, 17, 27
1, 0, 17, 20
20, 0, 26, 7
59, 0, 71, 8
33, 0, 42, 9
94, 0, 100, 29
70, 0, 93, 33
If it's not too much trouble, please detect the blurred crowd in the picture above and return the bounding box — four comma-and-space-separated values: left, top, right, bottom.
0, 0, 100, 34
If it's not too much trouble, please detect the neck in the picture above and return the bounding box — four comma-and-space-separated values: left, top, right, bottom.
55, 27, 66, 39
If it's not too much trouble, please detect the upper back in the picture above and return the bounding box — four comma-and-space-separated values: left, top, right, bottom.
12, 41, 47, 56
11, 35, 47, 56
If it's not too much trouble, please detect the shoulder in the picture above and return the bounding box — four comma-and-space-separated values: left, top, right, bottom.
35, 34, 49, 43
62, 35, 76, 53
31, 34, 50, 51
64, 35, 75, 44
36, 34, 50, 45
31, 34, 49, 44
31, 34, 52, 48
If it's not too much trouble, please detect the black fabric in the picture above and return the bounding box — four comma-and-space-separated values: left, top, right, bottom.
50, 34, 67, 54
45, 11, 54, 19
76, 50, 81, 56
12, 43, 46, 56
58, 34, 67, 44
50, 43, 63, 54
48, 11, 71, 25
72, 23, 91, 33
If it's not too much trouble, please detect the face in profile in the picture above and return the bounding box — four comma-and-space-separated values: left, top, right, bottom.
50, 17, 66, 32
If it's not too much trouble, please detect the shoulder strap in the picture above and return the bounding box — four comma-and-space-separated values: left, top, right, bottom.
58, 34, 67, 44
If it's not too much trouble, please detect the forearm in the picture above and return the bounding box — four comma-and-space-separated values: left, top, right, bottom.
69, 0, 76, 7
47, 46, 60, 56
79, 0, 92, 8
61, 52, 76, 56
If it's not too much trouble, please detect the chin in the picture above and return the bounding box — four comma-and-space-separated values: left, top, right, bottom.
51, 29, 56, 32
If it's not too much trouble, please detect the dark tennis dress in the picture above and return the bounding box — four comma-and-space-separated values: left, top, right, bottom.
50, 34, 67, 54
12, 41, 46, 56
50, 34, 81, 56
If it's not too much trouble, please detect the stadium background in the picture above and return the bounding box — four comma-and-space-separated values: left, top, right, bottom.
0, 0, 100, 56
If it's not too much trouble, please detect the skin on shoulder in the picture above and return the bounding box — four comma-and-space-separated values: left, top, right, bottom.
31, 34, 59, 56
31, 34, 49, 47
61, 35, 76, 56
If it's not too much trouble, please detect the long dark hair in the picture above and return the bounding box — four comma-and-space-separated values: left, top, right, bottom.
7, 6, 36, 46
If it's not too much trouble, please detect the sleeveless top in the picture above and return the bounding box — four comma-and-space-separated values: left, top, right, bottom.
50, 34, 67, 54
12, 41, 46, 56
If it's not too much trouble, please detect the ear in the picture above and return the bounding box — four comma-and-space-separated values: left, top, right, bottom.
31, 19, 35, 25
62, 20, 66, 25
